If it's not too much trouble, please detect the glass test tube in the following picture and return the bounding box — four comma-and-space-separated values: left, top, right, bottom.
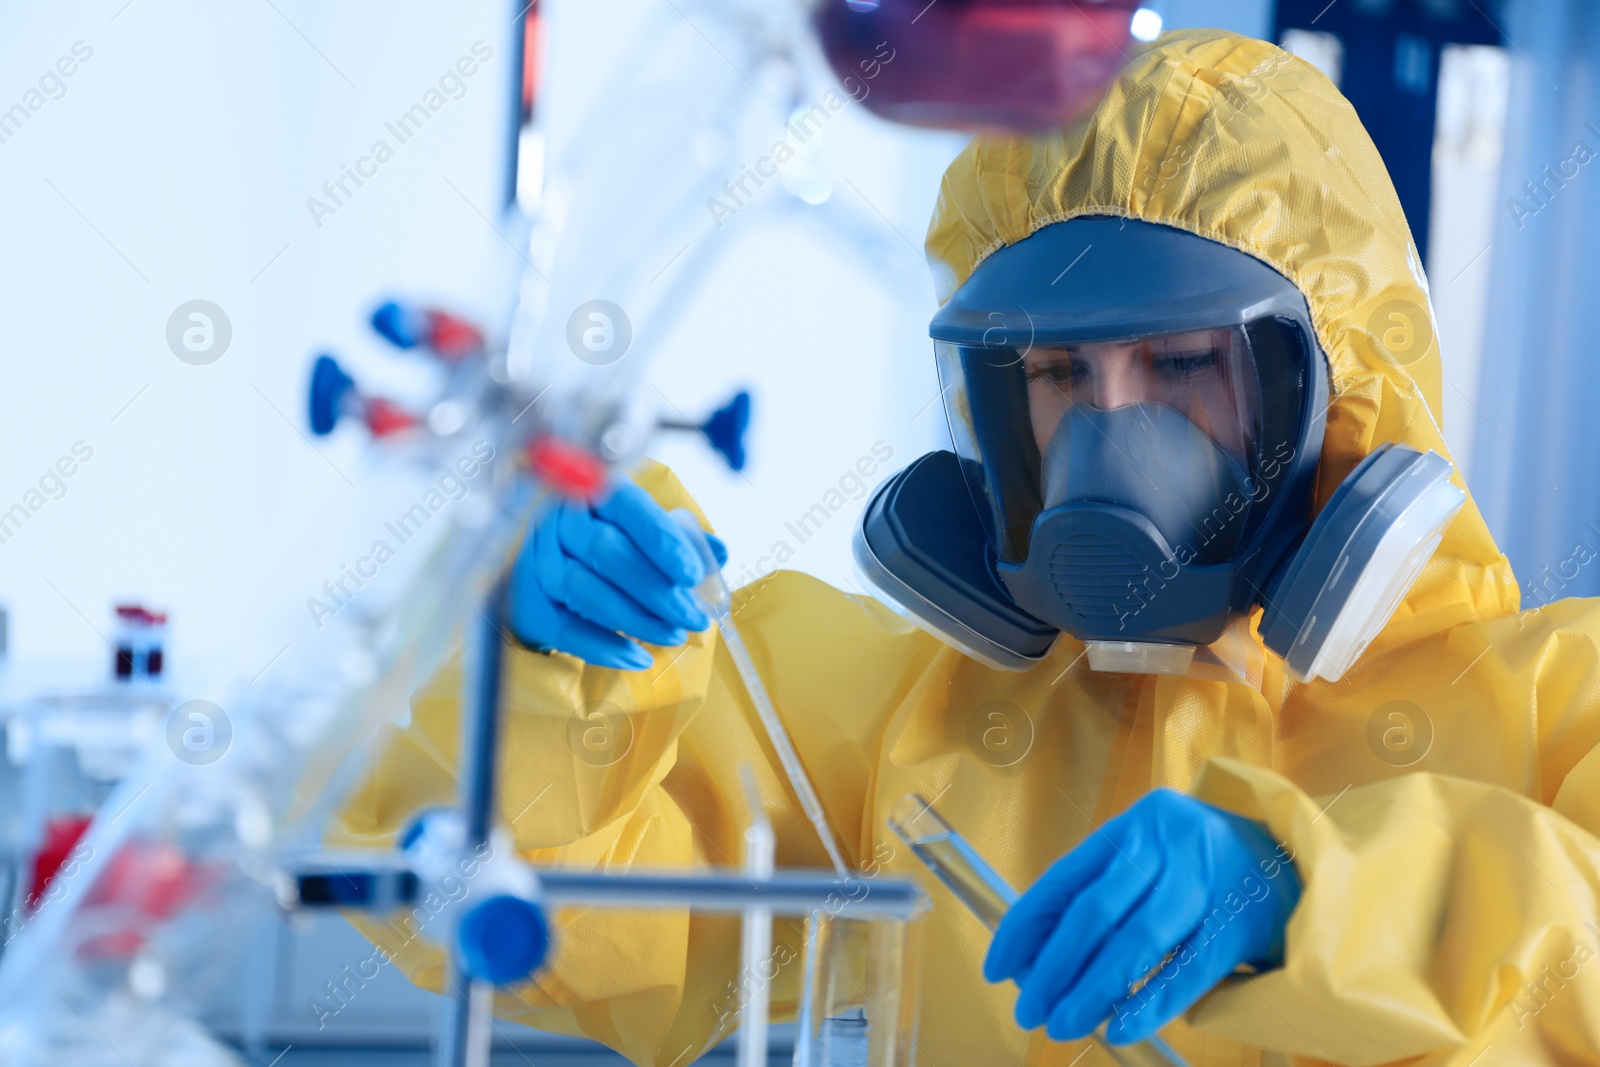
886, 795, 1191, 1067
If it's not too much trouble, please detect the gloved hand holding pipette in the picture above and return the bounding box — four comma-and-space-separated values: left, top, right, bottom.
508, 472, 726, 670
511, 481, 853, 877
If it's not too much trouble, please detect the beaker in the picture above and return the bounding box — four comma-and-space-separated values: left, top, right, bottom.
796, 909, 924, 1067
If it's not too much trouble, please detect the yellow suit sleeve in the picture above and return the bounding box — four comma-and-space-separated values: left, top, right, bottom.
1186, 599, 1600, 1066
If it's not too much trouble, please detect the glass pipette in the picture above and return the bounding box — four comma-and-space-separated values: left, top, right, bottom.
673, 512, 851, 878
887, 794, 1191, 1067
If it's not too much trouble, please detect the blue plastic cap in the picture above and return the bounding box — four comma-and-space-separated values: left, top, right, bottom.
456, 894, 549, 985
309, 354, 355, 436
701, 390, 751, 472
371, 301, 429, 350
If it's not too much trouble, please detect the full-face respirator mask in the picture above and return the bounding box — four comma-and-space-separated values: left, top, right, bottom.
855, 217, 1464, 682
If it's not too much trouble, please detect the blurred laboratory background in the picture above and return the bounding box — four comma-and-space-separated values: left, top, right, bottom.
0, 0, 1587, 1062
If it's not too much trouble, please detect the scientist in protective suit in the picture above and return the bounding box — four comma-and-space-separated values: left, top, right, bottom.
333, 30, 1600, 1067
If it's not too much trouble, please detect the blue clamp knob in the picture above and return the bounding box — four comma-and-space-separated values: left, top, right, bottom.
456, 894, 550, 985
371, 300, 429, 350
701, 390, 751, 472
309, 354, 355, 436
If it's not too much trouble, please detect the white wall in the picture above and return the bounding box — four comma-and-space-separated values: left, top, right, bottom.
0, 2, 527, 688
1427, 45, 1510, 481
0, 0, 1280, 691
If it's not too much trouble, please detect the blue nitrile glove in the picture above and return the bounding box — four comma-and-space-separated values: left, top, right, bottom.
508, 475, 727, 670
984, 788, 1300, 1045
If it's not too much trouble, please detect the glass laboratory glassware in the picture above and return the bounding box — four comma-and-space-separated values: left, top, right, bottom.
796, 906, 924, 1067
813, 0, 1142, 133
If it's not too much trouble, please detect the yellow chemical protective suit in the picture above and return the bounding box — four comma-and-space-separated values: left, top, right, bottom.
330, 29, 1600, 1067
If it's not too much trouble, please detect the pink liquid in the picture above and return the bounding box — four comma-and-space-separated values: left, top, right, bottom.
815, 0, 1140, 133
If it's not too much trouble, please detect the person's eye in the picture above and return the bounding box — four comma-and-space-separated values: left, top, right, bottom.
1154, 349, 1221, 378
1026, 361, 1084, 386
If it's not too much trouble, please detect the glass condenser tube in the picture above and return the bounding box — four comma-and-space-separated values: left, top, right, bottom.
887, 795, 1190, 1067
